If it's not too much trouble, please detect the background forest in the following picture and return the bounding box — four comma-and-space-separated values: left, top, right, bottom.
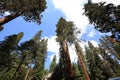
0, 0, 120, 80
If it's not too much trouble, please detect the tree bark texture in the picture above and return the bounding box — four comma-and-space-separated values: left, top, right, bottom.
75, 42, 90, 80
63, 39, 74, 78
0, 11, 23, 26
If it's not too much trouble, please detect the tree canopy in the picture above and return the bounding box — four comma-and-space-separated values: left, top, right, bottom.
84, 0, 120, 41
0, 0, 47, 26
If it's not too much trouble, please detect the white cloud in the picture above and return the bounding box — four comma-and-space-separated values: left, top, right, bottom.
4, 12, 10, 15
52, 0, 89, 38
47, 36, 77, 63
46, 36, 59, 62
47, 36, 59, 53
51, 0, 120, 38
88, 30, 96, 37
47, 36, 88, 63
69, 41, 88, 62
69, 44, 78, 63
90, 40, 98, 47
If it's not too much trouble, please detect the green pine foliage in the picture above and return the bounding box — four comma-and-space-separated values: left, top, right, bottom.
84, 1, 120, 41
49, 55, 57, 73
55, 17, 76, 80
0, 31, 48, 80
56, 17, 76, 43
85, 41, 120, 80
100, 36, 120, 60
0, 32, 23, 70
0, 0, 47, 25
0, 32, 23, 79
99, 36, 120, 77
86, 42, 109, 80
72, 62, 84, 80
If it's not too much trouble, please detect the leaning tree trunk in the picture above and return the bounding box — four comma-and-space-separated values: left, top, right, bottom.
24, 68, 31, 80
63, 39, 74, 79
12, 53, 27, 80
0, 11, 23, 26
74, 42, 90, 80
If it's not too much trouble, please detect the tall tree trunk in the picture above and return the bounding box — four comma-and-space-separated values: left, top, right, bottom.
12, 54, 27, 80
63, 39, 74, 79
24, 68, 31, 80
75, 42, 90, 80
0, 11, 23, 26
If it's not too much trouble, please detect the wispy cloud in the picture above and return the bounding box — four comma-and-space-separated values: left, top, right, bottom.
47, 36, 59, 54
51, 0, 120, 38
90, 40, 98, 47
52, 0, 89, 38
88, 30, 96, 38
47, 36, 89, 63
47, 0, 119, 66
46, 36, 59, 63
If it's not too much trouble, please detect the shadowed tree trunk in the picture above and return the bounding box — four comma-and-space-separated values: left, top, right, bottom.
24, 68, 31, 80
63, 39, 74, 79
75, 42, 90, 80
0, 11, 23, 26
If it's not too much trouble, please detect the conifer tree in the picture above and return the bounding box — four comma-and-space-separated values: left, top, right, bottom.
49, 55, 57, 73
32, 38, 47, 80
12, 30, 47, 80
74, 41, 90, 80
72, 62, 84, 80
77, 61, 86, 80
85, 42, 107, 80
85, 41, 120, 80
99, 37, 120, 77
0, 32, 23, 79
84, 0, 120, 41
0, 0, 47, 26
0, 32, 23, 70
52, 17, 76, 80
100, 36, 120, 60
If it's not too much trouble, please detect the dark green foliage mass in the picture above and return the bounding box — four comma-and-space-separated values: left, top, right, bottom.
0, 0, 47, 26
85, 41, 120, 80
100, 36, 120, 60
84, 0, 120, 41
0, 31, 47, 80
56, 17, 76, 43
72, 63, 84, 80
0, 32, 23, 71
0, 32, 23, 79
55, 17, 76, 80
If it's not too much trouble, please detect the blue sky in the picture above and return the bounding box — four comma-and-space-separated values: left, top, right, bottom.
0, 0, 119, 69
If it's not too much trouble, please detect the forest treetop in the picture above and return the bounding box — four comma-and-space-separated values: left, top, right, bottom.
84, 0, 120, 42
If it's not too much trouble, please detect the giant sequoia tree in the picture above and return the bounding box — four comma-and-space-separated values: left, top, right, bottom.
84, 0, 120, 41
74, 42, 90, 80
0, 0, 47, 27
56, 17, 75, 79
